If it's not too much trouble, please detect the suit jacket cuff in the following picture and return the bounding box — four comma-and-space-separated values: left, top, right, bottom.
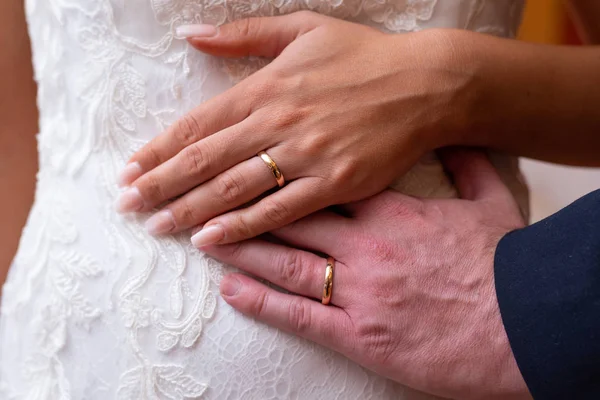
495, 189, 600, 399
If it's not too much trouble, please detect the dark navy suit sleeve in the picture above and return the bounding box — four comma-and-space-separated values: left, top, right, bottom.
495, 189, 600, 400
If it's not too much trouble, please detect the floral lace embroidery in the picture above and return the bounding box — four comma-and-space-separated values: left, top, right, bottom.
153, 0, 438, 32
1, 187, 102, 399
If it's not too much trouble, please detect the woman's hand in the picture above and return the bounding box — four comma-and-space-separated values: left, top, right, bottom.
117, 12, 472, 246
202, 149, 531, 400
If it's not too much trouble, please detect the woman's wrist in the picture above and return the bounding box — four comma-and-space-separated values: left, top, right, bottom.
443, 29, 509, 149
442, 29, 600, 166
388, 28, 487, 152
412, 28, 506, 150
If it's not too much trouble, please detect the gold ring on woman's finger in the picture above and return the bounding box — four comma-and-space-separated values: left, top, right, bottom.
258, 151, 285, 188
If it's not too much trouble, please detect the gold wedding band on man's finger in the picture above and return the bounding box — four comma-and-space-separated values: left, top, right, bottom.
322, 257, 335, 305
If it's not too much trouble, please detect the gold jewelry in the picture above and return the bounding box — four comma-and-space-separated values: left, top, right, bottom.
258, 151, 285, 188
322, 257, 335, 305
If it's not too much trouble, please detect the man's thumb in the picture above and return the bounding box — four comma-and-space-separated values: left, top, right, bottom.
439, 147, 518, 207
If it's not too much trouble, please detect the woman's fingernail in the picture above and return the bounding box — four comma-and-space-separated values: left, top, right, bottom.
145, 210, 175, 235
116, 187, 144, 213
191, 225, 224, 247
221, 276, 241, 297
118, 162, 143, 188
176, 24, 218, 38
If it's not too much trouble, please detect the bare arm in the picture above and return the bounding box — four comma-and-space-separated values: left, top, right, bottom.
436, 28, 600, 166
0, 0, 38, 287
566, 0, 600, 44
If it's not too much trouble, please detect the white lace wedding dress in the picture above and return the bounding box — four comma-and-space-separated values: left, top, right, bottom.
0, 0, 527, 399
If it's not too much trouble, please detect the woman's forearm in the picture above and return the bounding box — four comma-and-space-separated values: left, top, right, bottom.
0, 0, 38, 287
445, 30, 600, 166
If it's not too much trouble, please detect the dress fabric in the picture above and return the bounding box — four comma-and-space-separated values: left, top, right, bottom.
0, 1, 526, 399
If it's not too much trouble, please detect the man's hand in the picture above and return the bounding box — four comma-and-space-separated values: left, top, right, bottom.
201, 149, 531, 399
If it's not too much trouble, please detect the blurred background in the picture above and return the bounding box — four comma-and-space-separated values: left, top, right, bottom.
518, 0, 599, 222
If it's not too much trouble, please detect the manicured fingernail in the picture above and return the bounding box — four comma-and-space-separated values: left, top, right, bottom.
221, 276, 240, 297
191, 225, 224, 247
116, 187, 144, 213
176, 24, 218, 38
118, 162, 143, 188
145, 210, 175, 235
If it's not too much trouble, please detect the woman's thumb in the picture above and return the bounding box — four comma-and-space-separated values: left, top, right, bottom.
179, 12, 325, 58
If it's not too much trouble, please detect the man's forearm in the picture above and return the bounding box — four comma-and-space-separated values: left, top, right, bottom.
448, 30, 600, 166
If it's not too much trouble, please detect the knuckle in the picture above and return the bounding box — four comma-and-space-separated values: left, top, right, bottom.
216, 170, 246, 205
279, 71, 310, 95
251, 290, 270, 318
288, 297, 312, 334
248, 79, 277, 105
296, 130, 331, 161
324, 314, 356, 355
377, 194, 424, 221
175, 114, 204, 144
139, 175, 165, 203
363, 237, 398, 265
230, 214, 255, 240
182, 142, 209, 177
306, 129, 329, 151
226, 241, 244, 260
176, 200, 198, 226
271, 106, 304, 129
277, 251, 305, 288
355, 319, 397, 367
367, 274, 404, 303
329, 161, 358, 186
235, 17, 261, 39
261, 198, 291, 226
235, 18, 252, 37
141, 144, 162, 169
